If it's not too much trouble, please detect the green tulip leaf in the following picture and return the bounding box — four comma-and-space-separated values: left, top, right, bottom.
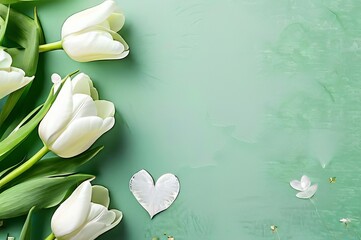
19, 206, 36, 240
34, 7, 44, 44
0, 174, 94, 219
8, 104, 42, 135
0, 0, 53, 3
0, 71, 77, 162
0, 87, 54, 161
12, 146, 103, 183
0, 157, 24, 178
0, 5, 43, 128
0, 5, 9, 45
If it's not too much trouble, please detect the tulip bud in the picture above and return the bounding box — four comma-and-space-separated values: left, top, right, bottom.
61, 0, 129, 62
51, 181, 122, 240
38, 73, 115, 158
0, 49, 34, 99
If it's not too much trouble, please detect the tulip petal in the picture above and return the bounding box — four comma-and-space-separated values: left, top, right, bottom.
61, 0, 119, 38
95, 100, 115, 119
50, 116, 115, 158
68, 206, 121, 240
51, 181, 92, 237
92, 185, 110, 208
296, 184, 318, 199
108, 12, 125, 32
67, 203, 115, 240
90, 87, 99, 101
39, 79, 73, 145
71, 73, 99, 100
72, 73, 92, 96
0, 50, 12, 69
300, 175, 311, 190
290, 180, 303, 191
62, 30, 127, 62
87, 203, 115, 224
95, 210, 122, 238
109, 29, 129, 50
0, 69, 33, 99
108, 29, 130, 59
71, 94, 97, 120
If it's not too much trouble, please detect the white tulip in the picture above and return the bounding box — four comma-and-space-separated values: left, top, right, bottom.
61, 0, 129, 62
51, 181, 122, 240
0, 49, 34, 99
38, 73, 115, 158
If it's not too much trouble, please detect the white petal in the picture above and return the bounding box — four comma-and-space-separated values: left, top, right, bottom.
95, 100, 115, 119
152, 173, 180, 217
50, 116, 115, 158
51, 181, 92, 237
300, 175, 311, 190
39, 79, 73, 145
68, 203, 115, 240
107, 12, 125, 32
109, 30, 129, 51
62, 30, 127, 62
71, 73, 92, 96
118, 49, 130, 59
92, 185, 110, 208
0, 50, 12, 69
129, 170, 180, 218
71, 94, 98, 121
90, 87, 99, 101
51, 73, 62, 94
96, 210, 122, 238
87, 203, 115, 224
290, 180, 303, 191
61, 0, 118, 38
68, 208, 121, 240
51, 73, 62, 84
72, 73, 98, 99
296, 184, 318, 199
71, 73, 98, 101
0, 70, 33, 99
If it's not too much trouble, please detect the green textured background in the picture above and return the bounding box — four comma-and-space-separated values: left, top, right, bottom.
2, 0, 361, 239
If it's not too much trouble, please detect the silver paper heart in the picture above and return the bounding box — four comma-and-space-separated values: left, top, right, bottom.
129, 169, 180, 218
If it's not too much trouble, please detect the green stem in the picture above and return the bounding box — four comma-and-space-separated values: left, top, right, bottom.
0, 145, 48, 188
44, 233, 55, 240
39, 41, 62, 53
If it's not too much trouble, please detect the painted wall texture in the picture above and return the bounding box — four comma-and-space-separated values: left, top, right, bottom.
1, 0, 361, 239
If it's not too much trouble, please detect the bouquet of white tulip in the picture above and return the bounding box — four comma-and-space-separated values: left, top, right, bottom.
0, 1, 129, 239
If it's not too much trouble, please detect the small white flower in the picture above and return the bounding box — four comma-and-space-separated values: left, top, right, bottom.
51, 73, 62, 92
340, 218, 351, 225
51, 73, 62, 84
290, 175, 318, 199
270, 225, 278, 232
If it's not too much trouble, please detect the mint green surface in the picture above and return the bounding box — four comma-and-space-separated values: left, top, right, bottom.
2, 0, 361, 239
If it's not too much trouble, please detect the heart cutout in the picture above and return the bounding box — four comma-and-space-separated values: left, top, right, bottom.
129, 169, 180, 218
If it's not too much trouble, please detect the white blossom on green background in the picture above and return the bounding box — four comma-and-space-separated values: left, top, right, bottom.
38, 73, 115, 158
51, 181, 122, 240
61, 0, 129, 62
0, 49, 34, 99
290, 175, 318, 199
